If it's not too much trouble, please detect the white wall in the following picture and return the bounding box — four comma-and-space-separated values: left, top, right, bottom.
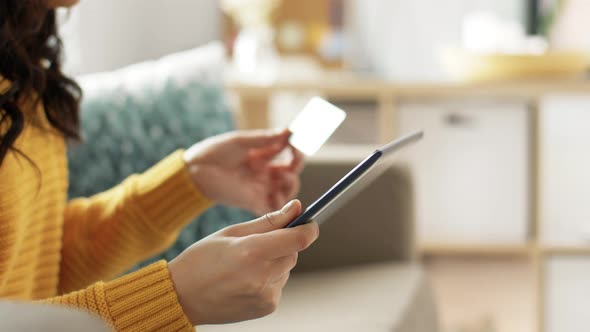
61, 0, 220, 74
346, 0, 523, 81
61, 0, 522, 80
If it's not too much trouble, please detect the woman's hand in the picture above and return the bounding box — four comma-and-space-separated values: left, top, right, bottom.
168, 200, 319, 326
183, 129, 304, 216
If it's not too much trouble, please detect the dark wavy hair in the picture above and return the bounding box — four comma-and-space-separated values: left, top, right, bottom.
0, 0, 81, 165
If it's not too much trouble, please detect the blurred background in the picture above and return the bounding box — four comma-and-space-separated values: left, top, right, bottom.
60, 1, 590, 332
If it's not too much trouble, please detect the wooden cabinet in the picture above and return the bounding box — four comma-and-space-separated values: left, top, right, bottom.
540, 95, 590, 246
399, 100, 530, 245
545, 256, 590, 332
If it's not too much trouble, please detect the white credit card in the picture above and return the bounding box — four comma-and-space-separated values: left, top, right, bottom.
289, 97, 347, 156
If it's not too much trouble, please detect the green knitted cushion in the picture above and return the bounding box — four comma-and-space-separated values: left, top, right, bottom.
67, 43, 255, 269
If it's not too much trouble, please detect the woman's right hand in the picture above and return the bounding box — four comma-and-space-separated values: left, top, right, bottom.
168, 199, 319, 326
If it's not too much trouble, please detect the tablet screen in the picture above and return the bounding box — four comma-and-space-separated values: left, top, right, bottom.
286, 131, 423, 228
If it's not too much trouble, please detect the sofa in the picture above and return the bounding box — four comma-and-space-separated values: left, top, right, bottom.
200, 147, 439, 332
0, 302, 109, 332
68, 42, 439, 331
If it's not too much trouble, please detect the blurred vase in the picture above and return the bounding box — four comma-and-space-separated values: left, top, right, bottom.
232, 25, 279, 85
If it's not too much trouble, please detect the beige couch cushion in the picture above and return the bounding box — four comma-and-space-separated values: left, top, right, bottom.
199, 262, 438, 332
0, 302, 109, 332
293, 158, 415, 273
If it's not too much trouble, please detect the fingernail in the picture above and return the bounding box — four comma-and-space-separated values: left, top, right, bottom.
281, 200, 296, 213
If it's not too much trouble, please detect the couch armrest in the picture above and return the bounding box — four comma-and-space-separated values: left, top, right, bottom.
293, 154, 415, 273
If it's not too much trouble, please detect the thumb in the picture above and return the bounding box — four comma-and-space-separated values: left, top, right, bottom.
227, 199, 302, 236
235, 129, 290, 149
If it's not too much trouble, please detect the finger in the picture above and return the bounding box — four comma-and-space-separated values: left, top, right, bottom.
245, 221, 320, 259
283, 174, 300, 200
265, 146, 303, 172
225, 199, 302, 236
289, 145, 305, 173
268, 193, 278, 212
269, 157, 302, 176
248, 144, 287, 171
270, 171, 299, 202
250, 144, 286, 160
269, 253, 298, 282
270, 272, 290, 291
251, 198, 273, 217
271, 191, 287, 211
266, 274, 289, 307
233, 129, 290, 149
271, 172, 291, 207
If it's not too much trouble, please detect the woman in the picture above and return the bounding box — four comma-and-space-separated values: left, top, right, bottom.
0, 0, 319, 331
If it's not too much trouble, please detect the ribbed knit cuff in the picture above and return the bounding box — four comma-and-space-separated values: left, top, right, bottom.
134, 150, 214, 234
103, 260, 193, 332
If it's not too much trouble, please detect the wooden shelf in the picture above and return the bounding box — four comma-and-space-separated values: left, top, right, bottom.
419, 243, 535, 257
226, 78, 590, 99
421, 244, 590, 257
541, 246, 590, 256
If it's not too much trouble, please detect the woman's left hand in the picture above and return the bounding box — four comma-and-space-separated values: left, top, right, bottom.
183, 129, 304, 216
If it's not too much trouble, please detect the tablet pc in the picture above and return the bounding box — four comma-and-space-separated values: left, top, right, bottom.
286, 131, 424, 228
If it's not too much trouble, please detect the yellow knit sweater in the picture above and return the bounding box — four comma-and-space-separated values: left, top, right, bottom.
0, 78, 213, 331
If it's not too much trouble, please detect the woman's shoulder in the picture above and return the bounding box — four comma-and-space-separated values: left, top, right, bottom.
0, 75, 53, 132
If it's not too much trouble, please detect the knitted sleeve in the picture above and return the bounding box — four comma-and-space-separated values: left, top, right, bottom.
59, 150, 212, 292
50, 151, 213, 330
42, 260, 194, 331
